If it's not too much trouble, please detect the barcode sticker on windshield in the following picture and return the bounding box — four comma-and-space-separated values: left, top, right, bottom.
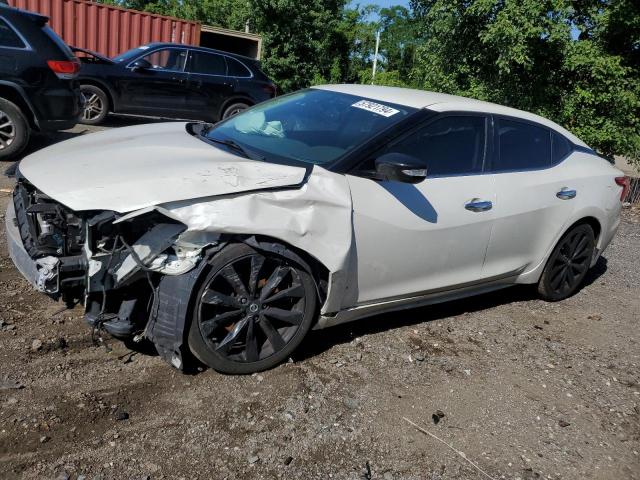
351, 100, 399, 117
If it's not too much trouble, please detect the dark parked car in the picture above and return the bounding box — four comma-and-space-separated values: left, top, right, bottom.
0, 4, 82, 160
73, 43, 277, 125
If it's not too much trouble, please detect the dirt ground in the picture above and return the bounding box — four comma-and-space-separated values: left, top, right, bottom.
0, 119, 639, 480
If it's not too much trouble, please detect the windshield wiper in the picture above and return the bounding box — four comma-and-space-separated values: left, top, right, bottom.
205, 136, 265, 161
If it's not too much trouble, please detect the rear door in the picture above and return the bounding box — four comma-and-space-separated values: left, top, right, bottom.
482, 117, 577, 278
118, 47, 189, 114
347, 114, 496, 304
183, 50, 236, 121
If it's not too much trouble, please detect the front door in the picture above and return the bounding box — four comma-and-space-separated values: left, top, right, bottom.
118, 47, 189, 116
347, 114, 496, 304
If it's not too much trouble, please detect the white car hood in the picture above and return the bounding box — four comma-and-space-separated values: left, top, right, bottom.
18, 122, 307, 213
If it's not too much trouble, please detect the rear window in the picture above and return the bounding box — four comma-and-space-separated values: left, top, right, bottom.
227, 57, 251, 77
188, 51, 226, 76
0, 18, 25, 48
495, 118, 551, 171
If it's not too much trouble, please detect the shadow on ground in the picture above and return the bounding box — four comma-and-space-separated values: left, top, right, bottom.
298, 256, 609, 361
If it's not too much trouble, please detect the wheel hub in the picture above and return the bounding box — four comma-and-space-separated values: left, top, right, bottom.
0, 110, 16, 150
248, 303, 260, 313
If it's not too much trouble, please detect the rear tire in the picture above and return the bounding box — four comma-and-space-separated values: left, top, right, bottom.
188, 243, 317, 374
80, 85, 109, 125
222, 102, 250, 120
0, 97, 30, 161
538, 224, 595, 301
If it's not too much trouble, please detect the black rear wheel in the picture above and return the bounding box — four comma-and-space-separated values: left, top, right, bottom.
538, 224, 595, 301
0, 97, 29, 161
222, 102, 250, 120
188, 243, 317, 374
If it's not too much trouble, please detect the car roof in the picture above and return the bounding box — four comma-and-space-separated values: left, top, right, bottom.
314, 84, 587, 147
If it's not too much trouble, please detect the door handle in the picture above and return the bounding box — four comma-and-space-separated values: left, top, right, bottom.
556, 188, 577, 200
465, 199, 493, 212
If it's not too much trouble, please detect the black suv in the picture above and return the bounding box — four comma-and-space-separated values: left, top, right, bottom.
0, 4, 82, 160
74, 43, 277, 125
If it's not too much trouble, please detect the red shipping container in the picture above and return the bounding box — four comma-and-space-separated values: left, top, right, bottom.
7, 0, 201, 57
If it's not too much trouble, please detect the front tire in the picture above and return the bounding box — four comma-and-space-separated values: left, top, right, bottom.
538, 224, 595, 301
0, 98, 30, 161
188, 243, 317, 374
80, 85, 109, 125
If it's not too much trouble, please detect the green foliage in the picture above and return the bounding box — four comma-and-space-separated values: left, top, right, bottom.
248, 0, 350, 93
409, 0, 640, 164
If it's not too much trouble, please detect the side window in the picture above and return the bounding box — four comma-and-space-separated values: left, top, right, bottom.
552, 131, 572, 163
495, 118, 551, 171
0, 18, 26, 49
380, 116, 486, 177
188, 51, 227, 76
140, 49, 187, 71
226, 57, 252, 77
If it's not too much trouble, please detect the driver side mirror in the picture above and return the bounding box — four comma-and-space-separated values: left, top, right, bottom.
375, 152, 427, 184
131, 59, 152, 72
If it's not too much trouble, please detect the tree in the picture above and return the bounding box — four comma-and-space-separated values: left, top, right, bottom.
342, 4, 418, 86
409, 0, 639, 163
248, 0, 350, 92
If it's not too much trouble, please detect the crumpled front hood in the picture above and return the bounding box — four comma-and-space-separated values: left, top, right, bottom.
18, 122, 307, 213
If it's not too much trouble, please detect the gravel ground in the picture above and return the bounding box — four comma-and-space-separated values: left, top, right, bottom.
0, 120, 639, 480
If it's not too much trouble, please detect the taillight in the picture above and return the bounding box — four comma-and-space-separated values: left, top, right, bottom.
615, 176, 630, 202
47, 59, 80, 79
263, 83, 277, 97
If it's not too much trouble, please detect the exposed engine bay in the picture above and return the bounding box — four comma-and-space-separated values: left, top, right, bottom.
11, 180, 203, 344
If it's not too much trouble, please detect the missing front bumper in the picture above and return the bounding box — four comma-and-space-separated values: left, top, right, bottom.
6, 201, 41, 289
6, 200, 87, 296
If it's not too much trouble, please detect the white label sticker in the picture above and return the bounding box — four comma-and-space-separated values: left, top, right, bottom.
351, 99, 400, 117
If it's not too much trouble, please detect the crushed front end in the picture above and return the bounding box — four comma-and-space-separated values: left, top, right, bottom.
6, 179, 199, 366
9, 180, 88, 301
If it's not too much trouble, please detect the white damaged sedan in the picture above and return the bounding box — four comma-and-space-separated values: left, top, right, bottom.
6, 85, 627, 373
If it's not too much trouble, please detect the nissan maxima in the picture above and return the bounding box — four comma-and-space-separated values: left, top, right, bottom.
5, 85, 627, 373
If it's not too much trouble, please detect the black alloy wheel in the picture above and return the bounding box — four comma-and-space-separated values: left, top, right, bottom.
188, 243, 316, 374
538, 224, 595, 301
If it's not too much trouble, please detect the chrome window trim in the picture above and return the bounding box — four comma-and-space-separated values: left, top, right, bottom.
0, 16, 33, 51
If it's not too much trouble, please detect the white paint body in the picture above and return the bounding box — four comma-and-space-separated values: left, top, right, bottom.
16, 85, 624, 327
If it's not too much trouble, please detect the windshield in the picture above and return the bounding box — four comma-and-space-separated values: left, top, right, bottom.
201, 89, 417, 166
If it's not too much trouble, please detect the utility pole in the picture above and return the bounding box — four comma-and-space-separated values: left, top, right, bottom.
371, 30, 380, 85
